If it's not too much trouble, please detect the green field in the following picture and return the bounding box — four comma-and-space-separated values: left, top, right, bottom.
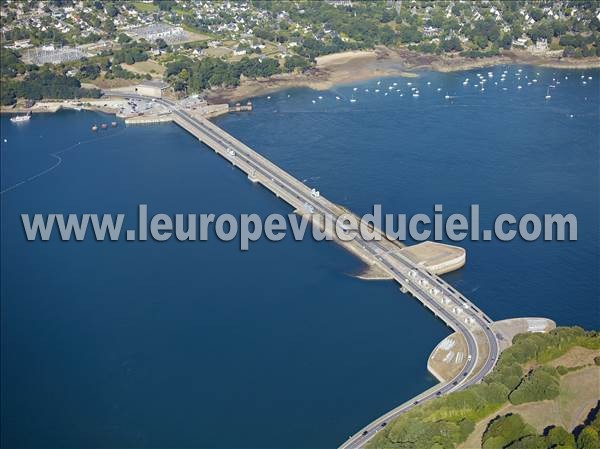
132, 2, 158, 13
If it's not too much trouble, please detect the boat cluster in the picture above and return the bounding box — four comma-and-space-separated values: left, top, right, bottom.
261, 68, 593, 105
91, 122, 117, 132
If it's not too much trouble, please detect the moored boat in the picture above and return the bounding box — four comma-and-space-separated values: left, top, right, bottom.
10, 112, 31, 123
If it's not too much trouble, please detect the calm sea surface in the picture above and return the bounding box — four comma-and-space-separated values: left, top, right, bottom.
1, 66, 598, 449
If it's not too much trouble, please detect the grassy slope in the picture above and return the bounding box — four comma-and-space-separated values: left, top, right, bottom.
366, 327, 600, 449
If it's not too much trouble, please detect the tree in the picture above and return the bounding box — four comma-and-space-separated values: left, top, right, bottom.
546, 426, 576, 448
440, 36, 462, 52
482, 414, 536, 449
117, 33, 131, 44
499, 33, 513, 50
284, 56, 310, 72
155, 38, 168, 50
509, 366, 560, 405
577, 427, 600, 449
399, 25, 422, 44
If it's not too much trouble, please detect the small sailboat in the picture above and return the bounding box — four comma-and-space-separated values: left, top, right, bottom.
545, 88, 551, 100
111, 121, 117, 127
349, 95, 357, 103
91, 124, 98, 132
101, 123, 108, 129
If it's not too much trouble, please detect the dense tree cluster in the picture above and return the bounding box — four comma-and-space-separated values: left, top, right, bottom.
0, 48, 27, 77
165, 55, 306, 92
112, 41, 150, 65
365, 327, 600, 449
508, 366, 560, 405
482, 412, 600, 449
1, 71, 101, 105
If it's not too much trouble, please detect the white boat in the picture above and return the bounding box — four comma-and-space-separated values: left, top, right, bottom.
10, 112, 31, 123
545, 88, 551, 100
444, 94, 451, 99
335, 96, 341, 100
353, 87, 358, 91
349, 97, 357, 103
412, 93, 419, 97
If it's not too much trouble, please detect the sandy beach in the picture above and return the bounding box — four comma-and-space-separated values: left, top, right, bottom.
207, 46, 600, 103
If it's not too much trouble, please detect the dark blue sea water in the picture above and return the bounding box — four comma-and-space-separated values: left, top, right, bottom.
1, 66, 598, 449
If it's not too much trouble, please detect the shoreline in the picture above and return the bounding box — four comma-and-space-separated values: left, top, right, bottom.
206, 46, 600, 103
2, 46, 598, 113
